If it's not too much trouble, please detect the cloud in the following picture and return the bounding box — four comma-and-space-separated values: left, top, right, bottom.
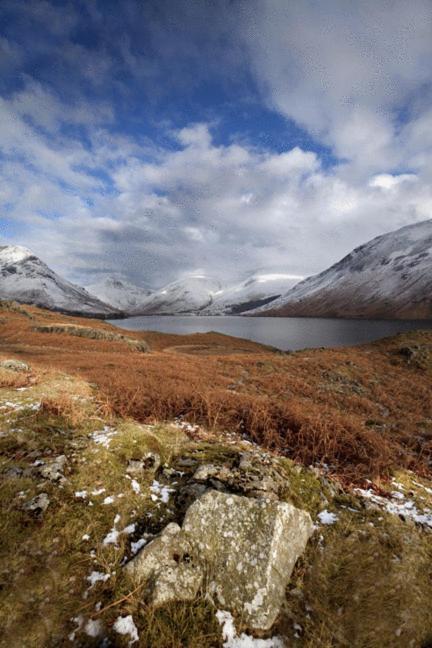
1, 1, 432, 289
238, 0, 432, 172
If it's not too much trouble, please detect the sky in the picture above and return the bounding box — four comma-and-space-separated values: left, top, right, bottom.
1, 0, 432, 288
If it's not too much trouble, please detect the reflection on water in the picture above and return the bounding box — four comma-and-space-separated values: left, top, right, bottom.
109, 315, 432, 351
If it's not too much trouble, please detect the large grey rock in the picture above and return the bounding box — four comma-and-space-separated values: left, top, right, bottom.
125, 490, 313, 630
183, 490, 313, 630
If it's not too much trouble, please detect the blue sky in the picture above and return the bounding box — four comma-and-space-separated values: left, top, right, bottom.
1, 0, 432, 286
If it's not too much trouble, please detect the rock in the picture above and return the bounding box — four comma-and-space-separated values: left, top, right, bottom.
126, 452, 161, 476
190, 455, 284, 500
126, 490, 313, 631
192, 463, 220, 482
24, 493, 50, 514
125, 523, 203, 606
176, 457, 198, 468
183, 490, 313, 630
4, 466, 23, 479
39, 455, 67, 482
0, 359, 29, 372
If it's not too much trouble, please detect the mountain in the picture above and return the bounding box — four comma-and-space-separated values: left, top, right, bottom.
0, 245, 120, 318
85, 275, 152, 312
203, 273, 303, 314
254, 220, 432, 319
133, 275, 222, 314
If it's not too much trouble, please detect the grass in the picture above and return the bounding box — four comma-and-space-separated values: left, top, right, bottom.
1, 303, 432, 645
0, 364, 431, 646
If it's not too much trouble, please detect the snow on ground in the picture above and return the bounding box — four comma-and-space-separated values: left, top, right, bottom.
317, 510, 338, 525
90, 426, 118, 448
113, 614, 139, 645
87, 571, 110, 587
355, 487, 432, 529
150, 480, 174, 504
84, 618, 103, 637
131, 479, 141, 494
103, 515, 136, 546
130, 537, 147, 555
216, 610, 284, 647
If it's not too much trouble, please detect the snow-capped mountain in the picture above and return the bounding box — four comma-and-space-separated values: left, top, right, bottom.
133, 275, 222, 314
254, 220, 432, 319
203, 273, 303, 314
0, 245, 120, 318
85, 275, 152, 312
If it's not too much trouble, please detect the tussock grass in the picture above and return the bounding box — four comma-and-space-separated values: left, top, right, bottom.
279, 510, 432, 647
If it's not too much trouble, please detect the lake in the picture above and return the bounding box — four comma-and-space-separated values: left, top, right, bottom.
109, 315, 432, 351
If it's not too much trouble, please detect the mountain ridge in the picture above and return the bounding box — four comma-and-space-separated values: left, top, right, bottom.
252, 220, 432, 319
0, 245, 121, 318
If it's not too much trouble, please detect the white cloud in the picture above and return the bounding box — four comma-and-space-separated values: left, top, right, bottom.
1, 79, 431, 288
238, 0, 432, 173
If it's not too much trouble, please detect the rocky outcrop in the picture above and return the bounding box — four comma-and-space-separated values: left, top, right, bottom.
0, 359, 30, 372
125, 489, 313, 630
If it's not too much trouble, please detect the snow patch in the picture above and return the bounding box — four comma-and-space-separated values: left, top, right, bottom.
216, 610, 284, 647
113, 614, 139, 645
317, 509, 338, 525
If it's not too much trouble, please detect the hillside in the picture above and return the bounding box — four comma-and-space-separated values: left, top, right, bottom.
1, 301, 432, 646
133, 276, 222, 315
0, 246, 120, 318
255, 220, 432, 319
86, 275, 153, 312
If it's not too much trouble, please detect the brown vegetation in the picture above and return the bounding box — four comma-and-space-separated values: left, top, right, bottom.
1, 302, 431, 483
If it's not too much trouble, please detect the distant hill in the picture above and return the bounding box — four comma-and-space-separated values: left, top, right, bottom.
86, 275, 152, 312
133, 276, 222, 314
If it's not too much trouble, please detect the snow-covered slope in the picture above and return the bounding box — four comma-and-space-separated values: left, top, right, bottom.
254, 220, 432, 319
133, 275, 222, 315
0, 245, 120, 318
203, 273, 303, 314
85, 275, 152, 313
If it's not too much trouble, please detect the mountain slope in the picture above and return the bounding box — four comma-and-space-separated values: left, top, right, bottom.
133, 275, 222, 314
86, 275, 152, 312
255, 220, 432, 319
0, 245, 120, 317
203, 273, 303, 314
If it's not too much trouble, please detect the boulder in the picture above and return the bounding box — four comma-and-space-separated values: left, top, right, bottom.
0, 359, 29, 372
125, 490, 313, 630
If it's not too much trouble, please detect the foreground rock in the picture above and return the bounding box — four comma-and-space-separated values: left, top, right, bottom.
125, 489, 313, 630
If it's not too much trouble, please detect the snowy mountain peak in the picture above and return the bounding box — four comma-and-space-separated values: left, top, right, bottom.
133, 275, 222, 315
0, 245, 34, 265
85, 275, 152, 312
0, 245, 120, 318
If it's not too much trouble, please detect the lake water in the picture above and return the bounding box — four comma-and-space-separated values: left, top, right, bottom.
109, 315, 432, 351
